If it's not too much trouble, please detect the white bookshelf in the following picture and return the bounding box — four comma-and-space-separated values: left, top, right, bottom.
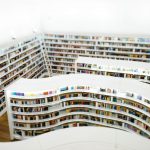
1, 33, 150, 117
0, 36, 47, 115
5, 74, 150, 140
75, 57, 150, 83
43, 33, 150, 76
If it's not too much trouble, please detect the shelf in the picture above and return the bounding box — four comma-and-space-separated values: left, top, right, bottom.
6, 82, 150, 140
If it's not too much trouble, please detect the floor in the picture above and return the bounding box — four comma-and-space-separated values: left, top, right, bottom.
0, 113, 11, 142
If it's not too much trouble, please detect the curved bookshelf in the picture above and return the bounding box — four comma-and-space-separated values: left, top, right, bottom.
5, 74, 150, 140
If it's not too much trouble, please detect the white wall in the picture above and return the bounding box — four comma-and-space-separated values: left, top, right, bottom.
0, 0, 150, 47
41, 0, 150, 36
0, 0, 41, 48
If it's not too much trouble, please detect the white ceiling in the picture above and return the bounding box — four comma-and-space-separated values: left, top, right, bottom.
0, 0, 150, 47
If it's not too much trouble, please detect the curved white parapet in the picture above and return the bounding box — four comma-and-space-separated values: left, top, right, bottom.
5, 74, 150, 140
76, 57, 150, 83
0, 127, 150, 150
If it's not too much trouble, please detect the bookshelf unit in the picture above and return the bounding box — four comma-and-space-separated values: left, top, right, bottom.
5, 74, 150, 140
1, 33, 150, 117
0, 36, 47, 116
76, 57, 150, 83
43, 33, 150, 76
